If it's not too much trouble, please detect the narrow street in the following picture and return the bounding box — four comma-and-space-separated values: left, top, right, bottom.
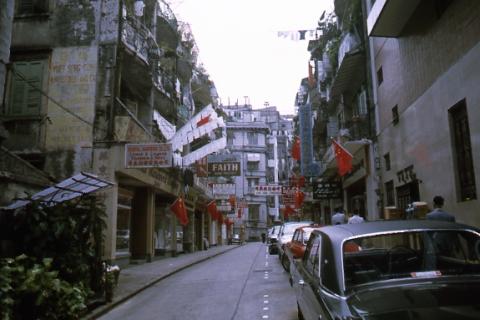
98, 243, 297, 320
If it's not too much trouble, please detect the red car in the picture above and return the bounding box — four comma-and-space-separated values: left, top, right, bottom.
282, 225, 322, 271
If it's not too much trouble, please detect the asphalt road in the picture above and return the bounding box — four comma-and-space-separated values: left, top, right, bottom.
98, 242, 298, 320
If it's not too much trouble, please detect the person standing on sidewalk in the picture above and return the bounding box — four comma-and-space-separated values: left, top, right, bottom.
426, 195, 455, 222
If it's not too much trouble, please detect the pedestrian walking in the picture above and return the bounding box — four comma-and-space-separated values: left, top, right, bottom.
331, 207, 346, 225
348, 210, 364, 224
426, 195, 456, 222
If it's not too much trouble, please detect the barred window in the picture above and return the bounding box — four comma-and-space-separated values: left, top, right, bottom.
449, 99, 477, 201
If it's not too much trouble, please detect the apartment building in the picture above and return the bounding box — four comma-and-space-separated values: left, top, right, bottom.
0, 0, 223, 265
220, 104, 293, 239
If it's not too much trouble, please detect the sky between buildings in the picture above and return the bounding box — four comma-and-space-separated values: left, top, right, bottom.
169, 0, 334, 115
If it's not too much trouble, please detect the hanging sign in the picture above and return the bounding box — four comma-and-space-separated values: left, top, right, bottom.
125, 143, 172, 168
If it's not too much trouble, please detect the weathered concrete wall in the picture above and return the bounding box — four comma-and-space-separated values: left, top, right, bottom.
43, 46, 97, 179
0, 0, 13, 107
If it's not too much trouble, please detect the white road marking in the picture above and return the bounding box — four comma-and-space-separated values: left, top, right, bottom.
264, 300, 269, 304
263, 307, 269, 311
263, 294, 269, 298
262, 315, 269, 319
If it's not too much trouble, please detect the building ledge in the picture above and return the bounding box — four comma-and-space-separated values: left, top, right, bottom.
367, 0, 420, 37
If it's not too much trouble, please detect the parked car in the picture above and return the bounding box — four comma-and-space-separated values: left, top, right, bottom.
292, 220, 480, 320
276, 221, 313, 262
282, 225, 322, 272
229, 234, 242, 245
268, 225, 282, 254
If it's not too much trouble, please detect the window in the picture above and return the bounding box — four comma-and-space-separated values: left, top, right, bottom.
377, 67, 383, 86
449, 99, 477, 201
7, 60, 46, 116
247, 132, 258, 145
305, 235, 320, 276
384, 153, 391, 171
227, 131, 234, 146
357, 89, 367, 116
16, 0, 49, 15
385, 180, 394, 206
247, 161, 259, 171
392, 105, 399, 125
247, 178, 259, 187
248, 204, 260, 221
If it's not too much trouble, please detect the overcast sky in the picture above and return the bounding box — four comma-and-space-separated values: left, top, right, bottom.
169, 0, 334, 115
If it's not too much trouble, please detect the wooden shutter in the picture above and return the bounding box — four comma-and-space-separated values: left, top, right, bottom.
9, 60, 44, 115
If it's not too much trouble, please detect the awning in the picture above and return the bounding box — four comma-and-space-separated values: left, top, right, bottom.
6, 172, 114, 210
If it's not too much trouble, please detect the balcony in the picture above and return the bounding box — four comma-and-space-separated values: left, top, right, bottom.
330, 33, 365, 100
121, 15, 152, 64
157, 0, 178, 32
367, 0, 420, 37
114, 98, 153, 142
153, 64, 179, 101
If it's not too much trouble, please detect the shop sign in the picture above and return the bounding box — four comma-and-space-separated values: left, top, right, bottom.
313, 182, 341, 199
254, 185, 282, 196
207, 161, 241, 176
125, 143, 172, 168
212, 183, 236, 195
281, 186, 299, 194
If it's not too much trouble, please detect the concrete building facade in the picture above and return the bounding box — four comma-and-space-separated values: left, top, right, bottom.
366, 0, 480, 225
1, 0, 222, 266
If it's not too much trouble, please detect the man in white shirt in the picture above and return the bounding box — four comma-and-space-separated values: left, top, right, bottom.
331, 208, 346, 225
348, 211, 365, 224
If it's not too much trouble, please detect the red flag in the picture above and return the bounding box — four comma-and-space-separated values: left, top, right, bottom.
207, 200, 218, 220
295, 190, 305, 208
170, 197, 189, 226
291, 136, 301, 161
332, 140, 353, 176
197, 115, 211, 127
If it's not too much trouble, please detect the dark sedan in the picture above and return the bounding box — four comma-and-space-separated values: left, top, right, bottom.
292, 220, 480, 320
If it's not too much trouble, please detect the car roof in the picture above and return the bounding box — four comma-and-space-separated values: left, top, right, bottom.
294, 225, 322, 233
312, 220, 480, 295
317, 220, 479, 243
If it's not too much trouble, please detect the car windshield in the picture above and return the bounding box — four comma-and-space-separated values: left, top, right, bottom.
343, 230, 480, 289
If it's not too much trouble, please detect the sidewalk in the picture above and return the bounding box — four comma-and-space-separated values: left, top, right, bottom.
83, 244, 240, 319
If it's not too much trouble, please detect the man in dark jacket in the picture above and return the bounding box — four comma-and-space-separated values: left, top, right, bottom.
426, 195, 455, 222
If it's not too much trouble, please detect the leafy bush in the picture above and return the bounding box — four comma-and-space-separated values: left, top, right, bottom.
0, 195, 107, 318
1, 255, 87, 319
